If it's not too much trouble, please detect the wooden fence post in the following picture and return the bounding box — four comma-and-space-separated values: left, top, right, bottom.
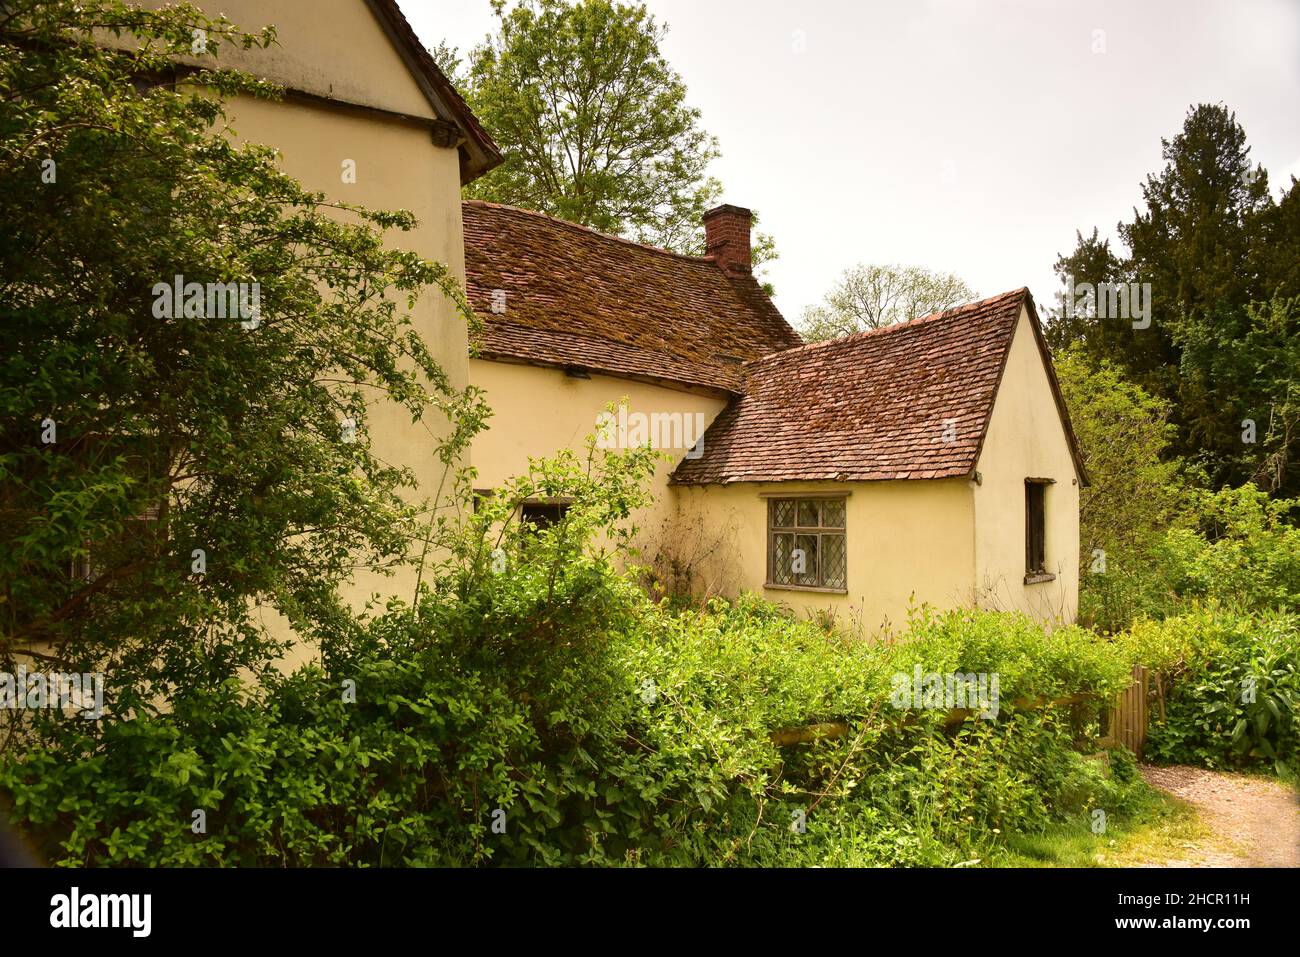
1102, 664, 1149, 757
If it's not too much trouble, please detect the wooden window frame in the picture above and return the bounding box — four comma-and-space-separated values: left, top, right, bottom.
1024, 478, 1054, 584
765, 496, 848, 593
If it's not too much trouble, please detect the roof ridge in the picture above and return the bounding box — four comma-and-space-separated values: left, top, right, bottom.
743, 288, 1028, 367
463, 199, 722, 267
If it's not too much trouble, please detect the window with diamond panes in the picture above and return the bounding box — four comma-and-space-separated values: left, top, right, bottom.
767, 497, 847, 590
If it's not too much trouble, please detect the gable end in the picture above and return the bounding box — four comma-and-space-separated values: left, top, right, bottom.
969, 291, 1089, 487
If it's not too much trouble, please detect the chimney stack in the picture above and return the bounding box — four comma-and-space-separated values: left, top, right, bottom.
703, 204, 752, 276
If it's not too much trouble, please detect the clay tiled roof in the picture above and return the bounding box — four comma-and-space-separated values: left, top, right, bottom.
671, 288, 1087, 485
461, 201, 802, 392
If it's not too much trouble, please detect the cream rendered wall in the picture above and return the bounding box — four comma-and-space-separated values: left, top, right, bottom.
672, 478, 976, 637
972, 307, 1082, 624
469, 358, 728, 558
227, 97, 468, 616
136, 0, 436, 119
141, 0, 474, 635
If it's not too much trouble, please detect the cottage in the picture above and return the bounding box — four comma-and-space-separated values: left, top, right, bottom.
137, 0, 1086, 634
465, 202, 1087, 631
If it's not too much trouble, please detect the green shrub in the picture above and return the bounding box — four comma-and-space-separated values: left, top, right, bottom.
1, 590, 1141, 866
1126, 608, 1300, 777
1159, 486, 1300, 610
1083, 484, 1300, 632
0, 434, 1150, 867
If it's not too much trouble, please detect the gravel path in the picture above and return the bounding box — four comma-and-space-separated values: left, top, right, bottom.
1139, 764, 1300, 868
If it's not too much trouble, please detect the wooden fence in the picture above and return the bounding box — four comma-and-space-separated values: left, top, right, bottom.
1099, 664, 1150, 757
772, 691, 1093, 747
772, 665, 1154, 756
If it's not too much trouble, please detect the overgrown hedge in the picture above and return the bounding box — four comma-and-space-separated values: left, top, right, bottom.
1123, 608, 1299, 777
8, 442, 1290, 867
1079, 482, 1300, 780
2, 576, 1144, 867
1082, 485, 1300, 633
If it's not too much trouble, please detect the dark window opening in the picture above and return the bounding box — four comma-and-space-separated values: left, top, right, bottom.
1025, 480, 1047, 576
521, 502, 568, 530
57, 505, 160, 590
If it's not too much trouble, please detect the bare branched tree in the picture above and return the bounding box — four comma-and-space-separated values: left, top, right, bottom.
799, 263, 977, 341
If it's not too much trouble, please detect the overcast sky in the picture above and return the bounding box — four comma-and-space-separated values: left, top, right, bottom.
407, 0, 1300, 323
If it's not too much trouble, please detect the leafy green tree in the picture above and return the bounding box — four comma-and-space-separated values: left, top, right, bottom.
1054, 349, 1183, 558
430, 40, 466, 89
799, 263, 976, 341
463, 0, 731, 255
1248, 174, 1300, 302
1053, 348, 1185, 630
1124, 105, 1271, 486
0, 0, 484, 717
1045, 104, 1300, 495
1044, 228, 1134, 364
1178, 295, 1300, 494
1122, 105, 1272, 316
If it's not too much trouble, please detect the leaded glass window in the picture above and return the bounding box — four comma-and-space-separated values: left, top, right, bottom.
767, 497, 847, 590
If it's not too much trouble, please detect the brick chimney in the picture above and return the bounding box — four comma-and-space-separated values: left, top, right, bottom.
703, 204, 752, 276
